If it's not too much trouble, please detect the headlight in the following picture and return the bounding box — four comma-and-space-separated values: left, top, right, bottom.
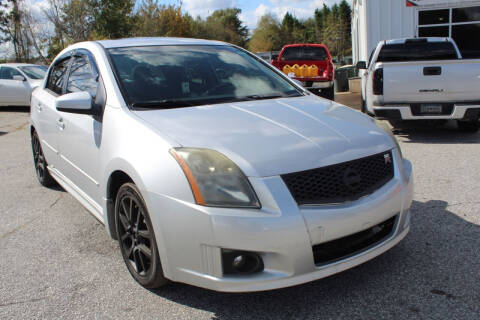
375, 119, 403, 158
170, 148, 261, 208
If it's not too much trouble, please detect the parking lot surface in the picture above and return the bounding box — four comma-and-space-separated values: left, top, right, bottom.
1, 106, 479, 319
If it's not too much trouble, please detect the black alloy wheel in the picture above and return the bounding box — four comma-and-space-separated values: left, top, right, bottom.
31, 130, 55, 187
115, 183, 168, 288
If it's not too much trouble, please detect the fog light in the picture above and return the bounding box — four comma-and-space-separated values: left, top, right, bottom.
233, 254, 246, 269
222, 250, 264, 275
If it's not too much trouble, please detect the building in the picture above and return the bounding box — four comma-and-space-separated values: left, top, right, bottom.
352, 0, 480, 63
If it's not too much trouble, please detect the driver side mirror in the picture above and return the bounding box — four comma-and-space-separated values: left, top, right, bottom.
13, 75, 26, 81
56, 91, 98, 115
356, 61, 367, 69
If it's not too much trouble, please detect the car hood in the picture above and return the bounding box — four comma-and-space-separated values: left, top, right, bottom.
133, 95, 395, 177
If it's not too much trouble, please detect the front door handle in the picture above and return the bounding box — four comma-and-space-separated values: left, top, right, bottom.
56, 118, 65, 130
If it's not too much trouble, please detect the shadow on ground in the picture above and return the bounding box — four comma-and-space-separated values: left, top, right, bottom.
392, 120, 479, 144
149, 200, 480, 319
0, 106, 30, 113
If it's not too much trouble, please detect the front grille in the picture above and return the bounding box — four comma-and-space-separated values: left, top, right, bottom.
281, 151, 394, 205
312, 215, 397, 266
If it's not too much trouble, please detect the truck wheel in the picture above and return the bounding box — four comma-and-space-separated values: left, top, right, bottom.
361, 99, 366, 113
321, 86, 335, 100
457, 120, 480, 133
388, 120, 405, 128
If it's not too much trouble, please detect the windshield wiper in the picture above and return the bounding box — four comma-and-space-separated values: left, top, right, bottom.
131, 99, 195, 109
242, 92, 302, 101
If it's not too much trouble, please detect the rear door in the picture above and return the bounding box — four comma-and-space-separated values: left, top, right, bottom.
0, 66, 30, 105
33, 55, 72, 168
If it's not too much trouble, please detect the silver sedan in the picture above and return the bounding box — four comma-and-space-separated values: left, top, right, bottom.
30, 38, 413, 292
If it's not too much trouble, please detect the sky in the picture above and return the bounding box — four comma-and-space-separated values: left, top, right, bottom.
175, 0, 349, 29
1, 0, 349, 58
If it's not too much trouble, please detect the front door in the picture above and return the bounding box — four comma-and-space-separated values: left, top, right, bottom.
0, 66, 30, 105
56, 51, 104, 210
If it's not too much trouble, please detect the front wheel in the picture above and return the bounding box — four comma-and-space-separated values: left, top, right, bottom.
31, 130, 56, 187
115, 182, 168, 289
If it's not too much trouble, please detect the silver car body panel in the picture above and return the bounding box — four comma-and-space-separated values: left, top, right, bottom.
30, 38, 414, 292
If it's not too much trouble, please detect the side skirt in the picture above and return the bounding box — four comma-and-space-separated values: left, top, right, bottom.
48, 166, 105, 225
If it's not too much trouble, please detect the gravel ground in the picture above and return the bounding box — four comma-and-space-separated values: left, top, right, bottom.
1, 107, 479, 319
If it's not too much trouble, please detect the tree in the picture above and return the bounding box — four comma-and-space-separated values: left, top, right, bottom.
61, 0, 95, 42
248, 14, 282, 52
91, 0, 135, 39
135, 0, 194, 37
204, 8, 248, 46
281, 12, 305, 43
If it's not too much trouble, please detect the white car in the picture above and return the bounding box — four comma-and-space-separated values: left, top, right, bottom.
0, 63, 47, 107
357, 37, 480, 132
30, 38, 413, 292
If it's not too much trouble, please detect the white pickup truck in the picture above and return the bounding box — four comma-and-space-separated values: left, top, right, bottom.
357, 37, 480, 132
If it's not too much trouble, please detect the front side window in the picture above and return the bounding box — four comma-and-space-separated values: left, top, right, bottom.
281, 46, 328, 61
18, 65, 47, 80
66, 54, 98, 98
108, 45, 302, 108
47, 58, 70, 95
0, 67, 22, 80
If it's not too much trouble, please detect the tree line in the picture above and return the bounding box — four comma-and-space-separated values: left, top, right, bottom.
0, 0, 351, 63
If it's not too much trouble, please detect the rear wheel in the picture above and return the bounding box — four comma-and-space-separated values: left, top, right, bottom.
388, 119, 405, 128
115, 182, 168, 289
31, 130, 56, 187
457, 120, 480, 133
321, 86, 335, 100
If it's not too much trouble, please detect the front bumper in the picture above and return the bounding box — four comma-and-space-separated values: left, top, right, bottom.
373, 104, 480, 120
145, 149, 413, 292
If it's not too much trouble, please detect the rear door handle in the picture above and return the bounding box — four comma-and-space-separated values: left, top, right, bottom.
36, 104, 42, 112
423, 66, 441, 76
56, 118, 65, 130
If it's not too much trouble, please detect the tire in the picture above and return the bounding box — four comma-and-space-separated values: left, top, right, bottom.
457, 120, 480, 133
321, 86, 335, 100
115, 182, 168, 289
361, 98, 366, 113
388, 119, 404, 128
31, 130, 56, 187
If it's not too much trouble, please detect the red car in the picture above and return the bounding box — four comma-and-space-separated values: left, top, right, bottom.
271, 44, 335, 100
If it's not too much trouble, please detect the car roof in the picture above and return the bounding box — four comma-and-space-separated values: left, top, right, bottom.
96, 37, 229, 49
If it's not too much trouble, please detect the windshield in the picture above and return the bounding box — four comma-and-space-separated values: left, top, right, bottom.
18, 65, 47, 79
377, 41, 458, 62
107, 45, 302, 108
281, 46, 328, 61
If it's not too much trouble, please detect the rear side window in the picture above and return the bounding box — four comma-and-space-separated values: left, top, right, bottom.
0, 67, 22, 80
47, 58, 70, 95
377, 41, 458, 62
66, 54, 98, 98
282, 46, 328, 61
